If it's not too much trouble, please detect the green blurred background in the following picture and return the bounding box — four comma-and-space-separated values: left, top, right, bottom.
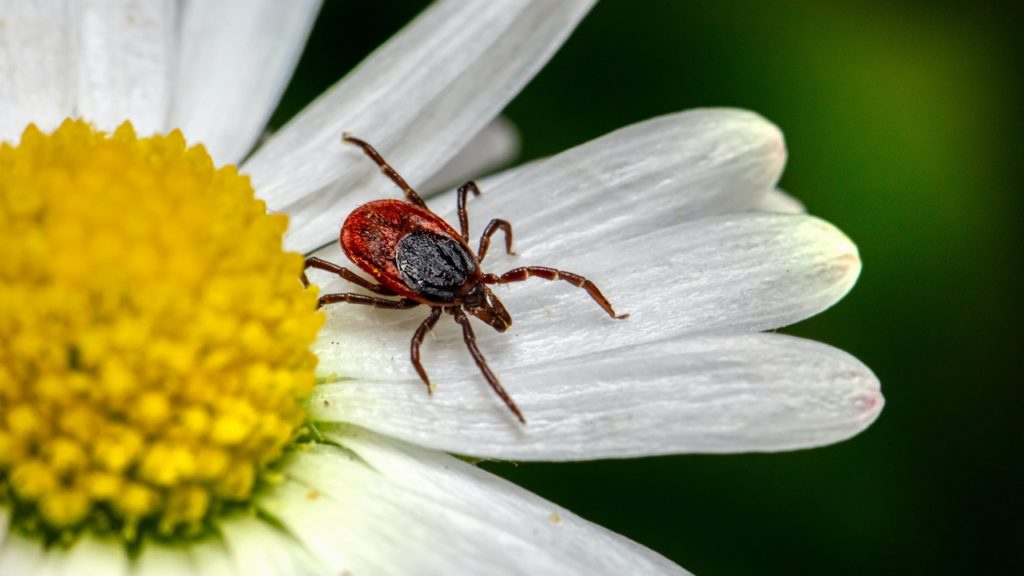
270, 2, 1021, 574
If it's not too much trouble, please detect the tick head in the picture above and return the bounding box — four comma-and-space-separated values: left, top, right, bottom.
462, 282, 486, 308
465, 285, 512, 332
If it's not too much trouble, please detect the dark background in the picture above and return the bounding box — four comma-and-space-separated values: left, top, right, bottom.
270, 2, 1022, 574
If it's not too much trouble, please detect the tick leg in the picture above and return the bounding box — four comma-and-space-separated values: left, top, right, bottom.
488, 266, 629, 320
317, 293, 420, 310
302, 257, 396, 295
451, 308, 525, 424
456, 181, 482, 242
410, 307, 443, 395
342, 133, 427, 209
477, 219, 515, 263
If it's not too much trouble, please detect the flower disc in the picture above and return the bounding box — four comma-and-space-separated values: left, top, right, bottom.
0, 120, 322, 543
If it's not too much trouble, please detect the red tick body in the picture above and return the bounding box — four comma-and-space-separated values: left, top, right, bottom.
342, 199, 466, 304
302, 134, 628, 424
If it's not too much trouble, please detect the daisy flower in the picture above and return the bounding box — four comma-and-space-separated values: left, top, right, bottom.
0, 0, 883, 574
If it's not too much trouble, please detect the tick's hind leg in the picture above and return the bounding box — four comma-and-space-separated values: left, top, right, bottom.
488, 266, 629, 320
451, 308, 525, 424
303, 257, 396, 295
410, 307, 443, 395
317, 293, 420, 310
342, 134, 427, 209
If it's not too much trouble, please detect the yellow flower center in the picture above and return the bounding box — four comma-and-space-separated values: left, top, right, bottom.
0, 120, 322, 544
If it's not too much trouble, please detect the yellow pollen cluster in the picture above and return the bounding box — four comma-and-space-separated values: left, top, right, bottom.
0, 119, 323, 541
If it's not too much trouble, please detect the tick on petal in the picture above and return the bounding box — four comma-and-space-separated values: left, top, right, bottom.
303, 134, 628, 424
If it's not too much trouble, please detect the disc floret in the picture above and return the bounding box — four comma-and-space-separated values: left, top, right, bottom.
0, 119, 322, 543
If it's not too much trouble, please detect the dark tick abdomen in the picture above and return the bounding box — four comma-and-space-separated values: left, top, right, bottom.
396, 230, 477, 302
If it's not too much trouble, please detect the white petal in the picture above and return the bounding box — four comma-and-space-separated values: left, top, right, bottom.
171, 0, 321, 164
0, 0, 76, 141
254, 479, 349, 572
307, 107, 784, 262
755, 188, 806, 214
310, 213, 860, 380
40, 532, 129, 573
130, 541, 195, 576
243, 0, 596, 253
421, 116, 521, 194
76, 0, 175, 135
0, 531, 45, 575
312, 333, 882, 459
29, 545, 71, 576
261, 436, 689, 575
187, 538, 237, 576
427, 108, 786, 256
219, 517, 324, 576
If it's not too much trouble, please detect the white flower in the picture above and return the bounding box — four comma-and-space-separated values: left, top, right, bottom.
0, 1, 882, 575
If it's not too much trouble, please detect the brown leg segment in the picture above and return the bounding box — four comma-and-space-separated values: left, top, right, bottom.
451, 308, 525, 424
342, 133, 427, 208
477, 219, 514, 263
456, 181, 482, 242
317, 293, 420, 310
410, 307, 443, 395
302, 257, 396, 295
488, 266, 629, 320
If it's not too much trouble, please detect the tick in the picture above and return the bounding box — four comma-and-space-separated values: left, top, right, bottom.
302, 134, 628, 423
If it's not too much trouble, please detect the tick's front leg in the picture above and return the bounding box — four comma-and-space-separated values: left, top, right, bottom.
451, 308, 525, 424
489, 266, 629, 320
